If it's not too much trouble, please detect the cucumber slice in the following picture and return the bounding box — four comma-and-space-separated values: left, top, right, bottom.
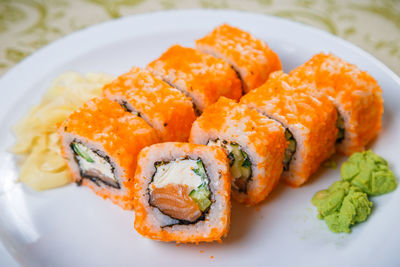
230, 159, 242, 179
227, 152, 235, 166
241, 151, 251, 168
189, 183, 211, 212
230, 144, 242, 159
229, 144, 251, 180
72, 143, 94, 163
190, 160, 212, 211
283, 129, 297, 171
207, 139, 253, 192
287, 139, 296, 152
230, 145, 244, 176
240, 165, 251, 180
192, 159, 208, 181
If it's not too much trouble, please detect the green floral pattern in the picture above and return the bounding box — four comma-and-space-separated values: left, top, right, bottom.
0, 0, 399, 75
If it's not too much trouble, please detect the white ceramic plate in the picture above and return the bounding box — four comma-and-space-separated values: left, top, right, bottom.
1, 10, 399, 267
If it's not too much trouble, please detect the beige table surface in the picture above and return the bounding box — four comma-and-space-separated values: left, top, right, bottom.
0, 0, 400, 76
0, 0, 399, 265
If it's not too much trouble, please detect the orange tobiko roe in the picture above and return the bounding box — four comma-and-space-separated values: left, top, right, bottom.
133, 143, 231, 243
196, 23, 282, 92
290, 53, 383, 155
59, 97, 159, 209
241, 71, 338, 187
189, 97, 286, 204
103, 67, 196, 142
147, 45, 242, 111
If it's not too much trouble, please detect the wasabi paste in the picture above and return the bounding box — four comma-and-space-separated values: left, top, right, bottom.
312, 150, 397, 233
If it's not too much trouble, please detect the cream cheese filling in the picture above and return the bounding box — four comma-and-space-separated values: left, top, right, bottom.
151, 159, 203, 190
74, 143, 115, 182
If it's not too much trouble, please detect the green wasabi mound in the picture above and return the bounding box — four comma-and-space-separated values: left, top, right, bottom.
341, 150, 397, 196
312, 181, 372, 233
312, 150, 397, 233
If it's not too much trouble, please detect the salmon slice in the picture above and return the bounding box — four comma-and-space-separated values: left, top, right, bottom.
83, 168, 119, 189
150, 184, 202, 222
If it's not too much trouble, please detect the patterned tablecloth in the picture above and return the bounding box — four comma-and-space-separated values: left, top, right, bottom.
0, 0, 399, 265
0, 0, 399, 76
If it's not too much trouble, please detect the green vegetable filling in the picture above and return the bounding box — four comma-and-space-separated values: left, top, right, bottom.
228, 143, 252, 193
189, 183, 211, 212
336, 110, 345, 143
189, 160, 212, 212
207, 140, 252, 193
283, 129, 296, 171
72, 142, 94, 163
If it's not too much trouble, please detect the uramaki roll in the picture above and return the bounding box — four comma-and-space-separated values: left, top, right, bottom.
289, 53, 383, 155
133, 142, 231, 243
240, 71, 338, 187
196, 23, 282, 93
147, 44, 242, 112
190, 97, 286, 205
59, 97, 159, 209
103, 67, 196, 142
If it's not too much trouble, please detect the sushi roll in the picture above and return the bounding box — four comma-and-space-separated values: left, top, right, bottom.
134, 142, 231, 243
196, 24, 282, 93
147, 45, 242, 113
289, 53, 383, 155
103, 67, 196, 142
240, 71, 338, 187
59, 97, 159, 209
190, 97, 286, 205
